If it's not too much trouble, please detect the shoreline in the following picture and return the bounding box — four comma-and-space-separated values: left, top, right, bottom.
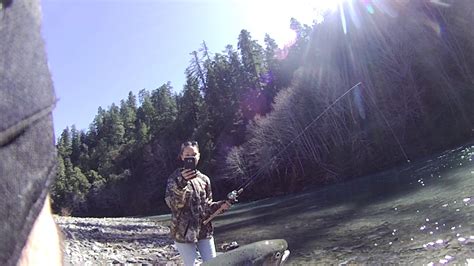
55, 216, 181, 265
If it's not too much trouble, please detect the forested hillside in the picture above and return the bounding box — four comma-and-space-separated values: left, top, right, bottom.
51, 0, 474, 216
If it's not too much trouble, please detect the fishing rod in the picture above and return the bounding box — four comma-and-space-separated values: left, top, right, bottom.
204, 81, 363, 225
365, 87, 410, 163
204, 81, 411, 224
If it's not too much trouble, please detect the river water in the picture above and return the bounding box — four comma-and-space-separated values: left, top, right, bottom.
213, 143, 474, 265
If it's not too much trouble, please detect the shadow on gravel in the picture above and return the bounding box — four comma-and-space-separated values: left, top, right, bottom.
61, 222, 159, 232
60, 223, 170, 244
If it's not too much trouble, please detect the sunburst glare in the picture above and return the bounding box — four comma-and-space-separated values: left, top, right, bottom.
237, 0, 349, 47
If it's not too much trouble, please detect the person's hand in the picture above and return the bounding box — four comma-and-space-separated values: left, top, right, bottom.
221, 201, 232, 211
180, 169, 197, 180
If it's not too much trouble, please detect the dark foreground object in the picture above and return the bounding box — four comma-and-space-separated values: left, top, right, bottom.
0, 0, 57, 265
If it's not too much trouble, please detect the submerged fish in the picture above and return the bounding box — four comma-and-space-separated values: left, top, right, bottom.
204, 239, 290, 266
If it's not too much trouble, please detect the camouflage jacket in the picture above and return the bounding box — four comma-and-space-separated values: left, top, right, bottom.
165, 168, 224, 243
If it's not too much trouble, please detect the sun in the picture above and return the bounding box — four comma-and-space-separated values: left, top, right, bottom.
237, 0, 348, 48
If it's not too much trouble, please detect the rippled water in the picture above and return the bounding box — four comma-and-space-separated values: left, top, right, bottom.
213, 143, 474, 265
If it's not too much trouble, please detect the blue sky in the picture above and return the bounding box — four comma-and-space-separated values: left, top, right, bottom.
41, 0, 327, 138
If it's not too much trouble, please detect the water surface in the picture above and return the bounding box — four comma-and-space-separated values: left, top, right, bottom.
213, 144, 474, 264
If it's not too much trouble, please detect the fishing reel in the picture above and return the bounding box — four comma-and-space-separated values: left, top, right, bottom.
227, 188, 243, 203
204, 188, 244, 225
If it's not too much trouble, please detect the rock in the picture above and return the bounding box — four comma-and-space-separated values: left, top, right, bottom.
54, 216, 177, 265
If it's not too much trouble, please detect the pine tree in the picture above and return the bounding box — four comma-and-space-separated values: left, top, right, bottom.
70, 125, 82, 166
57, 127, 72, 159
50, 154, 67, 212
176, 74, 203, 140
120, 91, 138, 143
263, 34, 282, 105
238, 30, 265, 89
187, 50, 208, 92
137, 89, 155, 142
238, 30, 267, 118
150, 82, 178, 136
105, 103, 125, 146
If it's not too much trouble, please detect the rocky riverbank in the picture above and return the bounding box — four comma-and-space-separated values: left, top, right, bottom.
54, 216, 180, 265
